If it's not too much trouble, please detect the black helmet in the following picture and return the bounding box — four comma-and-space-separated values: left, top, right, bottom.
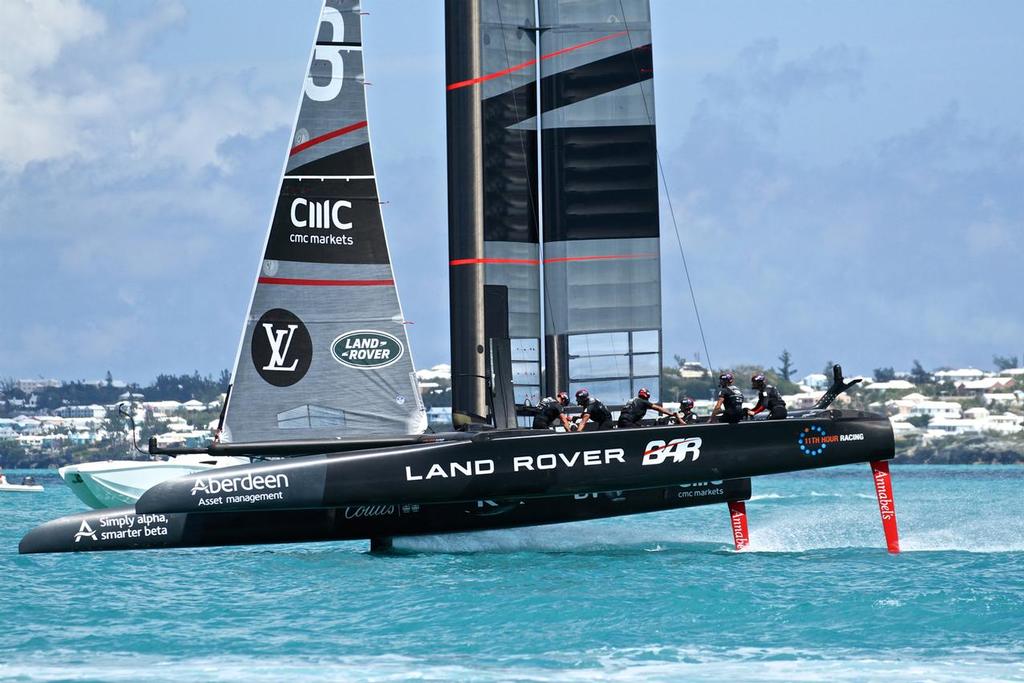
680, 397, 695, 411
637, 387, 651, 400
751, 373, 766, 389
575, 388, 590, 406
556, 391, 569, 406
718, 372, 734, 387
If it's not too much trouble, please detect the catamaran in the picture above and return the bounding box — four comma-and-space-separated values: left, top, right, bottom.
21, 0, 899, 555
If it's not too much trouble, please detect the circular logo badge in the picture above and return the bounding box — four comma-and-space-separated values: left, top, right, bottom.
251, 308, 312, 387
798, 425, 829, 456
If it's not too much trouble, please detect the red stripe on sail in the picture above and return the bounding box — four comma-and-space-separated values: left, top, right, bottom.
289, 120, 368, 156
446, 31, 629, 91
543, 253, 658, 264
449, 258, 540, 266
257, 277, 394, 287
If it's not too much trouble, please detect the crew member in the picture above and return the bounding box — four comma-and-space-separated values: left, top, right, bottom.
749, 373, 788, 420
574, 389, 614, 431
617, 388, 678, 428
678, 397, 699, 424
532, 391, 573, 430
711, 372, 745, 424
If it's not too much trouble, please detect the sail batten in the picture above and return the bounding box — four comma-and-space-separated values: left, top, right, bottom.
221, 0, 425, 443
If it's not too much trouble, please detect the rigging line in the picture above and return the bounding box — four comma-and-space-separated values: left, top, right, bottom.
616, 0, 714, 375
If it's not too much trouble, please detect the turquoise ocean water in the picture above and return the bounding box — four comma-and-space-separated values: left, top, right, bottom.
1, 465, 1022, 682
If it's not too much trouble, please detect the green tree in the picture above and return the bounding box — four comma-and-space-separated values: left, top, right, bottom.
662, 366, 716, 402
822, 360, 836, 377
873, 367, 897, 382
105, 370, 113, 388
775, 349, 797, 382
910, 360, 931, 385
906, 414, 931, 429
993, 355, 1020, 371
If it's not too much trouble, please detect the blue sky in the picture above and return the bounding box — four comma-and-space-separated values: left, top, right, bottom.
1, 0, 1021, 383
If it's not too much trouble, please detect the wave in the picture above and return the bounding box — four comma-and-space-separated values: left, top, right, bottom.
5, 648, 1021, 683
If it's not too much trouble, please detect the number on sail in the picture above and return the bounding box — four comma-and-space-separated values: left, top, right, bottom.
305, 7, 345, 102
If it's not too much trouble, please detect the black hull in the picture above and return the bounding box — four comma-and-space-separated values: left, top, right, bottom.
20, 411, 893, 554
134, 411, 893, 516
19, 480, 749, 554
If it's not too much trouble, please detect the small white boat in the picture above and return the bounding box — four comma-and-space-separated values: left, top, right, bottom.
0, 475, 44, 493
59, 454, 247, 509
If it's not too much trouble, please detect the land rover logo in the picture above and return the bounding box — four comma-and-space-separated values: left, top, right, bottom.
251, 308, 312, 387
331, 330, 404, 369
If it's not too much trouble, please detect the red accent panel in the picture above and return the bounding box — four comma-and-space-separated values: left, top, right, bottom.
257, 277, 394, 287
446, 30, 629, 91
728, 501, 749, 550
289, 120, 368, 156
870, 460, 900, 553
543, 253, 658, 264
449, 258, 540, 266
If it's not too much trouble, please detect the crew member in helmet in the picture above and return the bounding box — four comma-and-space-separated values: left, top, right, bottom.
617, 387, 678, 428
532, 391, 573, 430
711, 372, 745, 424
573, 389, 614, 431
749, 373, 787, 420
678, 397, 699, 424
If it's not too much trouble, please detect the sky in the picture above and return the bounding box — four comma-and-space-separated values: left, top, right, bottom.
0, 0, 1022, 384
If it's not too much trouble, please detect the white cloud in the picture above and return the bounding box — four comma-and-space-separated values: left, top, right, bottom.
0, 1, 289, 175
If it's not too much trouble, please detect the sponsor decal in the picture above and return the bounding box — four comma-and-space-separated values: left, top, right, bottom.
472, 499, 521, 516
873, 467, 895, 522
74, 520, 97, 543
266, 180, 389, 266
798, 426, 865, 456
404, 448, 627, 482
290, 197, 355, 235
798, 425, 831, 456
251, 308, 313, 387
189, 471, 290, 507
75, 514, 173, 543
331, 330, 404, 369
574, 491, 626, 502
674, 481, 725, 498
642, 438, 702, 466
729, 502, 750, 550
406, 459, 495, 481
512, 449, 625, 472
344, 505, 396, 520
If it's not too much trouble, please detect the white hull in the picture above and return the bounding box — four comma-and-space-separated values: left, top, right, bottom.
59, 455, 247, 509
0, 483, 44, 493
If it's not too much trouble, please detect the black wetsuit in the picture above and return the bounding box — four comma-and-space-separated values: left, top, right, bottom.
753, 385, 787, 420
531, 397, 565, 429
679, 410, 698, 425
718, 385, 745, 424
617, 397, 653, 428
580, 399, 614, 431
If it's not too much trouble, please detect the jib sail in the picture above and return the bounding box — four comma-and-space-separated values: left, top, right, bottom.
446, 0, 542, 425
221, 0, 426, 443
538, 0, 662, 404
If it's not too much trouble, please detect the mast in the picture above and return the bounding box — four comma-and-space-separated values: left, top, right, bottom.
445, 0, 488, 426
446, 0, 541, 427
